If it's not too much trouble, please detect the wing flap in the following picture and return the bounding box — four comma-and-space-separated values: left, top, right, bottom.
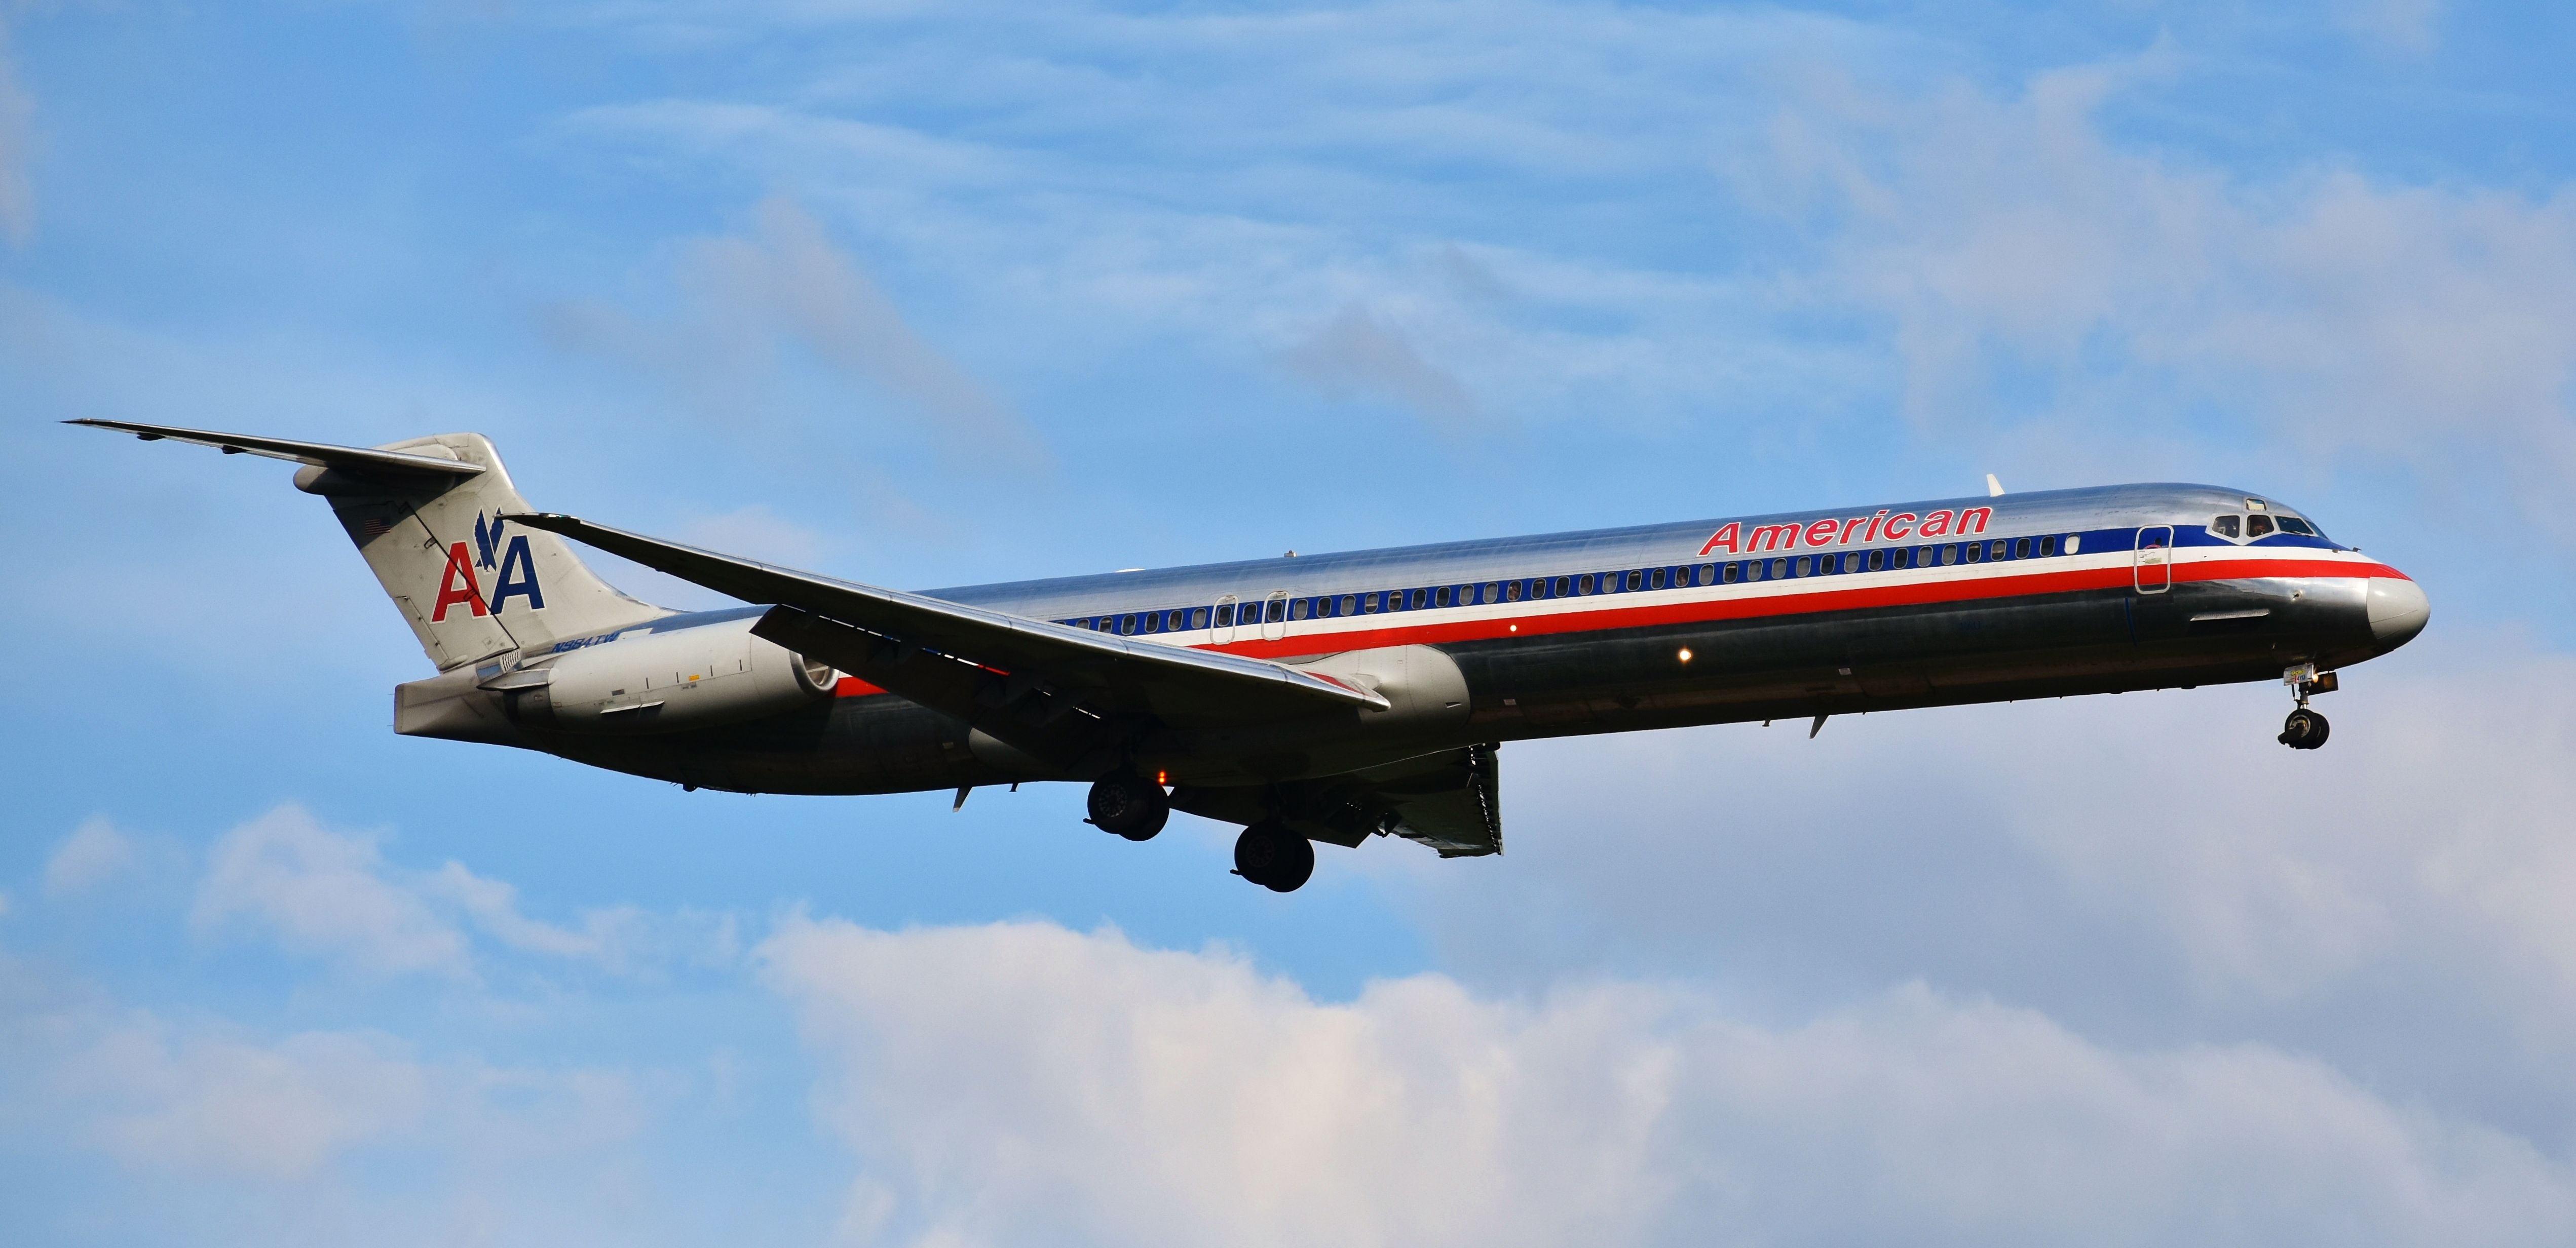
1169, 743, 1502, 858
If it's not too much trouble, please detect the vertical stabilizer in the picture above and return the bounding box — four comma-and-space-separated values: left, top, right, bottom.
298, 434, 668, 668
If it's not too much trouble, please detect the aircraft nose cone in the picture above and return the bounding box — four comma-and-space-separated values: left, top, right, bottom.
2367, 576, 2430, 650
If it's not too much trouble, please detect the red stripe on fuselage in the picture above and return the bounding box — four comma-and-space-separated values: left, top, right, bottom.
1200, 556, 2405, 660
824, 553, 2406, 696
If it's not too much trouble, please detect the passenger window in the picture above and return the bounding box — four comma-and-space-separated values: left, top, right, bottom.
1528, 579, 1548, 600
1964, 543, 1984, 563
1988, 540, 2007, 560
1333, 595, 1351, 616
1192, 608, 1209, 629
2039, 535, 2057, 557
1214, 604, 1233, 627
1768, 559, 1786, 579
1382, 590, 1403, 612
1500, 580, 1519, 602
1622, 570, 1641, 591
1413, 589, 1430, 609
1793, 556, 1811, 576
2013, 538, 2030, 559
2211, 515, 2240, 538
1361, 593, 1380, 613
1867, 550, 1885, 571
1119, 614, 1138, 634
1721, 563, 1739, 583
1554, 577, 1571, 597
2278, 517, 2315, 536
1576, 574, 1594, 595
2064, 534, 2081, 554
1483, 582, 1501, 603
1939, 544, 1956, 565
1266, 598, 1285, 623
2247, 515, 2275, 538
1649, 568, 1667, 590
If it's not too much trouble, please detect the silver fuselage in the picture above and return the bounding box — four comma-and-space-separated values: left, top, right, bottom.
498, 483, 2426, 795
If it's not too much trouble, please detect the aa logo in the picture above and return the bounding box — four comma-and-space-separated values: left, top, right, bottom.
432, 513, 545, 622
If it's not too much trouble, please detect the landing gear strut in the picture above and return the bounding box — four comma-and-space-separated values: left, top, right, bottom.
1233, 820, 1314, 893
1086, 772, 1169, 841
2277, 662, 2334, 751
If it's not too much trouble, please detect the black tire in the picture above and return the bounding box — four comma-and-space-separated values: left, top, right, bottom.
2278, 708, 2330, 750
1087, 773, 1169, 840
1233, 821, 1315, 893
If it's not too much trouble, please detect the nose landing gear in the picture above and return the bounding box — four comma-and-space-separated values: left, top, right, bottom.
1232, 820, 1315, 893
2277, 662, 2335, 751
2279, 707, 2330, 750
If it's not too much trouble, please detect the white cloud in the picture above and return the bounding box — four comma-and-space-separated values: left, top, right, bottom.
1365, 632, 2576, 1144
187, 804, 737, 982
1746, 55, 2576, 527
192, 804, 474, 980
69, 1024, 429, 1181
761, 915, 2576, 1248
45, 815, 136, 896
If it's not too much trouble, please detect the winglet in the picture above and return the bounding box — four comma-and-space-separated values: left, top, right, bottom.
1986, 473, 2005, 497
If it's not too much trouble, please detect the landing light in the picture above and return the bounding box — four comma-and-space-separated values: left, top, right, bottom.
1678, 648, 1693, 663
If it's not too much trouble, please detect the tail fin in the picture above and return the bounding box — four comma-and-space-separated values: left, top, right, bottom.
70, 421, 668, 670
309, 434, 668, 668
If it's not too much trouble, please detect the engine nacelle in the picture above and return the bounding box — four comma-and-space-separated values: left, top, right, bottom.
507, 616, 838, 733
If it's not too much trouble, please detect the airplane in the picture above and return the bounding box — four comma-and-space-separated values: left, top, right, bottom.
71, 419, 2430, 892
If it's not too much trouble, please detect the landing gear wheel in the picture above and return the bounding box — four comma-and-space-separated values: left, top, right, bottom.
2278, 708, 2330, 750
1232, 821, 1315, 893
1086, 773, 1169, 841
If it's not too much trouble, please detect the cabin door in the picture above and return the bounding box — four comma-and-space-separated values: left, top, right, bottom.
1261, 591, 1290, 643
1212, 594, 1238, 645
2134, 525, 2174, 594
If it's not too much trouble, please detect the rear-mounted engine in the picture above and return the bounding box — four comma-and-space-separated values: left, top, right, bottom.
502, 617, 838, 733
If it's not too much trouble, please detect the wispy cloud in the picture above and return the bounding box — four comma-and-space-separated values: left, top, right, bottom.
1743, 53, 2576, 528
188, 804, 736, 983
192, 805, 475, 981
45, 815, 135, 897
543, 196, 1049, 472
1281, 304, 1481, 430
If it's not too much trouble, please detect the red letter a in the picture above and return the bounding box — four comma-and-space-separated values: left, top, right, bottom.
431, 542, 488, 621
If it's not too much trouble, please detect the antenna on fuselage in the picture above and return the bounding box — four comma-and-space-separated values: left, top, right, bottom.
1985, 474, 2005, 497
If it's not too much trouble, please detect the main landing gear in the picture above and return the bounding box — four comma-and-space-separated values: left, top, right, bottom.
1086, 771, 1169, 841
1087, 771, 1316, 892
1233, 820, 1315, 893
2277, 662, 2336, 751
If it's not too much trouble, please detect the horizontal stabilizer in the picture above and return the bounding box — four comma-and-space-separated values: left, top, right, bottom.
65, 419, 486, 483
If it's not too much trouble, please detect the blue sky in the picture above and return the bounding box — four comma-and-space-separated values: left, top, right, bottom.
7, 2, 2576, 1243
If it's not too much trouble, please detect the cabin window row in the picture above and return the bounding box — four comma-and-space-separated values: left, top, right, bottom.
1056, 533, 2088, 636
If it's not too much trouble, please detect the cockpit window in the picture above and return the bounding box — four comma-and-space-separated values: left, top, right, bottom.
2277, 517, 2316, 536
2211, 515, 2241, 538
2246, 514, 2276, 538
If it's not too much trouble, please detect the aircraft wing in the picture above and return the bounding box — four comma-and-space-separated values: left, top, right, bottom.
1169, 743, 1502, 858
505, 512, 1387, 771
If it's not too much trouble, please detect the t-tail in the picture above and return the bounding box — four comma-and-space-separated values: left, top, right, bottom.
66, 420, 669, 669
